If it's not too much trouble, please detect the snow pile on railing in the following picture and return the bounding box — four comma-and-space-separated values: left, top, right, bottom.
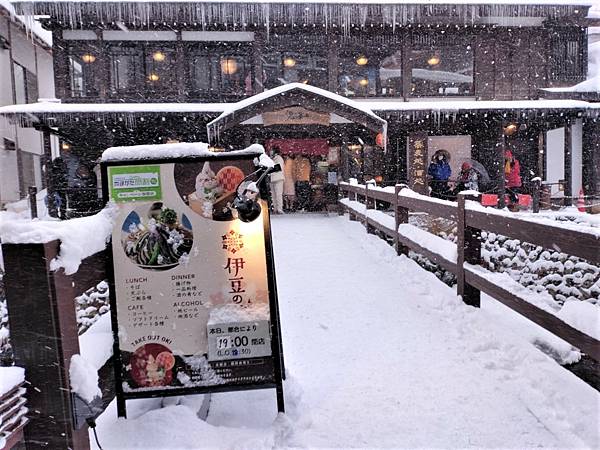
0, 366, 24, 397
398, 223, 457, 263
0, 205, 117, 275
102, 142, 264, 161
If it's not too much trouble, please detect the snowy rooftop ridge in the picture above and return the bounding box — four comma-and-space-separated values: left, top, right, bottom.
8, 0, 597, 5
101, 142, 265, 161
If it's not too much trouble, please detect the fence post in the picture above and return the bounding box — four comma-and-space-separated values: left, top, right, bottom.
2, 241, 92, 450
348, 187, 358, 222
394, 184, 409, 256
365, 183, 374, 234
531, 178, 541, 214
457, 193, 481, 307
28, 186, 38, 219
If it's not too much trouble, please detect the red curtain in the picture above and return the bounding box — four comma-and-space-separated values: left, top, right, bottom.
265, 138, 329, 156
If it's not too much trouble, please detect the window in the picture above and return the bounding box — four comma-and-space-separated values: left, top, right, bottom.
408, 43, 473, 96
12, 63, 36, 103
68, 45, 101, 97
109, 46, 143, 96
548, 28, 586, 83
144, 48, 178, 96
187, 44, 252, 99
13, 63, 26, 103
337, 42, 403, 98
3, 138, 16, 152
263, 35, 328, 90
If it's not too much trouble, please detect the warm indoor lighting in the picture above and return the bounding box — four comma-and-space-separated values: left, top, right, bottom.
348, 143, 362, 151
152, 51, 166, 62
301, 79, 309, 84
220, 57, 238, 75
283, 57, 296, 68
427, 55, 440, 66
359, 78, 369, 87
148, 73, 160, 82
356, 55, 368, 66
504, 123, 518, 136
81, 53, 96, 63
61, 142, 71, 150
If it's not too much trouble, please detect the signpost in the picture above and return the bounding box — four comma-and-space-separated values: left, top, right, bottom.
101, 148, 285, 417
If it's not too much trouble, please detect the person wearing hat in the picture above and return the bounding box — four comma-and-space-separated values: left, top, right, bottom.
504, 149, 522, 205
427, 149, 452, 199
454, 161, 479, 196
269, 147, 285, 214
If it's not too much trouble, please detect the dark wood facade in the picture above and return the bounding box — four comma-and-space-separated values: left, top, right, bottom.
48, 26, 587, 104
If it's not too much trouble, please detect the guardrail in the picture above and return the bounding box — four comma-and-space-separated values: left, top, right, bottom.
339, 182, 600, 362
0, 377, 28, 450
1, 243, 114, 450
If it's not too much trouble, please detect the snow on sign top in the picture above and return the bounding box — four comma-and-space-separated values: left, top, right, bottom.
101, 142, 265, 162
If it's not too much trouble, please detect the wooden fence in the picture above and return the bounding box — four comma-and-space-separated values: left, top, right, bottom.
0, 378, 28, 450
339, 182, 600, 362
1, 242, 113, 450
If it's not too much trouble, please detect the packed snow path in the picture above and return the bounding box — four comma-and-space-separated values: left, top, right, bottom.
93, 215, 599, 449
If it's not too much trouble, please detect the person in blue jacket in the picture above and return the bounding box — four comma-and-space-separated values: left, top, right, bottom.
427, 149, 452, 199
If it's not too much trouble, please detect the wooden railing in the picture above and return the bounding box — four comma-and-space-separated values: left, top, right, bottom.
1, 242, 113, 450
339, 182, 600, 362
0, 378, 28, 450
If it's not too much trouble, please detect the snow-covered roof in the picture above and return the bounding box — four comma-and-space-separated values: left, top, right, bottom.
0, 0, 52, 46
1, 98, 599, 123
11, 0, 592, 30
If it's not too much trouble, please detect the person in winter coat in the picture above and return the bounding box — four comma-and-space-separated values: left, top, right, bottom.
453, 161, 479, 195
269, 147, 285, 214
427, 150, 452, 199
504, 149, 522, 204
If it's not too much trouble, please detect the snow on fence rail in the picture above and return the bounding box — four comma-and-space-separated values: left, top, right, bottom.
339, 182, 600, 362
0, 367, 27, 450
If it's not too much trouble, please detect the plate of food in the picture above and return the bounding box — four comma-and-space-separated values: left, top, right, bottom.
122, 203, 193, 270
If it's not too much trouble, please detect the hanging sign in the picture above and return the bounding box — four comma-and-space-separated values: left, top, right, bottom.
102, 149, 285, 417
263, 107, 330, 126
408, 132, 429, 195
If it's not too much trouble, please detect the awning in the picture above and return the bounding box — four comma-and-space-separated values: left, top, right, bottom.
206, 83, 388, 145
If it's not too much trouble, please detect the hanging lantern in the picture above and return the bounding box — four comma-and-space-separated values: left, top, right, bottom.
152, 51, 166, 62
148, 73, 160, 82
359, 78, 369, 87
504, 123, 518, 136
61, 142, 71, 150
220, 57, 238, 75
283, 56, 296, 68
427, 55, 440, 66
81, 53, 96, 63
356, 55, 368, 66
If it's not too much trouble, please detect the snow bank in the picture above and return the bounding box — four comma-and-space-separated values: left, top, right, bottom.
102, 142, 264, 162
0, 204, 117, 274
557, 301, 600, 341
208, 304, 269, 325
399, 187, 457, 208
69, 354, 101, 403
0, 366, 24, 396
79, 312, 113, 371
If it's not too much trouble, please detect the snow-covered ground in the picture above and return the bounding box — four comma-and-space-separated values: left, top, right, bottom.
90, 214, 599, 449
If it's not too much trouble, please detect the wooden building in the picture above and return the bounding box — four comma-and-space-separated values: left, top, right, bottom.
1, 0, 599, 215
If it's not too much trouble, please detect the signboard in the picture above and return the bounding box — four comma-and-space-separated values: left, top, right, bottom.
102, 153, 285, 417
408, 132, 429, 195
263, 106, 330, 126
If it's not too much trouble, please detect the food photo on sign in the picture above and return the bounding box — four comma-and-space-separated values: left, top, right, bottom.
101, 142, 285, 415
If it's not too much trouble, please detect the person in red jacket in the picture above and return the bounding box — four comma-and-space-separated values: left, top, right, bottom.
504, 150, 522, 205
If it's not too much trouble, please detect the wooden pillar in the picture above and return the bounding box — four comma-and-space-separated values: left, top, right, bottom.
252, 32, 265, 94
2, 241, 91, 450
394, 183, 409, 256
457, 193, 481, 308
498, 121, 506, 209
564, 119, 573, 206
582, 118, 600, 197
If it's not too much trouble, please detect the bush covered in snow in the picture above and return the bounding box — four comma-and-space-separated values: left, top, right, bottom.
408, 213, 600, 307
76, 280, 110, 334
0, 270, 13, 367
